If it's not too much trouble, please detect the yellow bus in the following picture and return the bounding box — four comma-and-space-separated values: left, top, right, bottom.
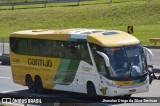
9, 29, 153, 97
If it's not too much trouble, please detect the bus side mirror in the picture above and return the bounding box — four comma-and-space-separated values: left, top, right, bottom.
96, 51, 110, 67
143, 47, 153, 61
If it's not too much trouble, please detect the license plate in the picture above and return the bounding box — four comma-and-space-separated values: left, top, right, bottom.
129, 89, 136, 92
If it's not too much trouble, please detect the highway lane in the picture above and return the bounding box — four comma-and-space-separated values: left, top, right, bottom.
0, 65, 160, 106
0, 66, 27, 93
132, 79, 160, 97
147, 48, 160, 69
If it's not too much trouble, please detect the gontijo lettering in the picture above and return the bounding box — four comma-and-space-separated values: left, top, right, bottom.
28, 58, 52, 67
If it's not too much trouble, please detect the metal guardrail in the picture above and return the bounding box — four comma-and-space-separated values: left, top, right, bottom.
0, 0, 80, 9
149, 38, 160, 45
0, 0, 153, 10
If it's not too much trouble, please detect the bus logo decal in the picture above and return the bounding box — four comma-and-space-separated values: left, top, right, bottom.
100, 87, 108, 95
81, 66, 92, 72
28, 58, 52, 67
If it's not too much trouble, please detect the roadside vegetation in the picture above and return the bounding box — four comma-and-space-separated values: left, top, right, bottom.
0, 0, 160, 45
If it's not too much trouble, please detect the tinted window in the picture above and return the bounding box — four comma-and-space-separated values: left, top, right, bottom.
10, 37, 92, 65
90, 43, 109, 76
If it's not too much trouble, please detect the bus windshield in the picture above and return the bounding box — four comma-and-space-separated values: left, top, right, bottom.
103, 44, 147, 78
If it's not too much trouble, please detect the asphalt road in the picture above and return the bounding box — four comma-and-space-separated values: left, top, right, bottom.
0, 65, 160, 106
0, 66, 27, 93
147, 48, 160, 69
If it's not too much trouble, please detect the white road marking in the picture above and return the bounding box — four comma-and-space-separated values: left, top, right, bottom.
0, 77, 11, 79
2, 103, 24, 106
154, 73, 160, 79
1, 91, 12, 93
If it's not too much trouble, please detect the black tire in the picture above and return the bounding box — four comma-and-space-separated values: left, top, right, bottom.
87, 82, 97, 97
124, 94, 132, 97
149, 77, 153, 84
26, 75, 35, 93
35, 76, 44, 94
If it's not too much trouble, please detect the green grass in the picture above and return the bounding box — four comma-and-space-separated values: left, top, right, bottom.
0, 0, 160, 45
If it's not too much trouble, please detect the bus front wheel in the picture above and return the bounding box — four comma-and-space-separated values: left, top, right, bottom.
35, 76, 44, 94
26, 75, 35, 93
87, 82, 97, 97
124, 94, 132, 97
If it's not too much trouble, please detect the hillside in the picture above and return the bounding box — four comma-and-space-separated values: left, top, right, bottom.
0, 0, 160, 45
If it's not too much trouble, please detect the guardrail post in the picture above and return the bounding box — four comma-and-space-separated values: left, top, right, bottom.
77, 0, 80, 6
44, 0, 47, 8
12, 3, 14, 10
2, 38, 4, 54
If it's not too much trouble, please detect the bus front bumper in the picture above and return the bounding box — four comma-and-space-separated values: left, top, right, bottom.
105, 82, 149, 97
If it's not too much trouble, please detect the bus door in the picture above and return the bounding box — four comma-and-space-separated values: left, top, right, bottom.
72, 72, 85, 93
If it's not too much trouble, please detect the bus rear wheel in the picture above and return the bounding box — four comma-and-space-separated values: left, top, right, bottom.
26, 75, 35, 93
124, 94, 132, 97
87, 82, 97, 97
35, 76, 44, 94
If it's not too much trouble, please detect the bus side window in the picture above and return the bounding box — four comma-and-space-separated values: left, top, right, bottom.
59, 42, 65, 58
52, 41, 59, 58
28, 39, 41, 56
40, 40, 46, 56
17, 38, 28, 55
65, 42, 79, 60
10, 38, 28, 55
10, 37, 18, 53
51, 41, 66, 58
44, 40, 52, 57
90, 43, 109, 76
90, 44, 98, 63
28, 39, 51, 57
26, 39, 37, 56
77, 43, 81, 60
80, 43, 92, 65
97, 55, 108, 76
38, 39, 52, 57
65, 42, 71, 59
28, 39, 33, 55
